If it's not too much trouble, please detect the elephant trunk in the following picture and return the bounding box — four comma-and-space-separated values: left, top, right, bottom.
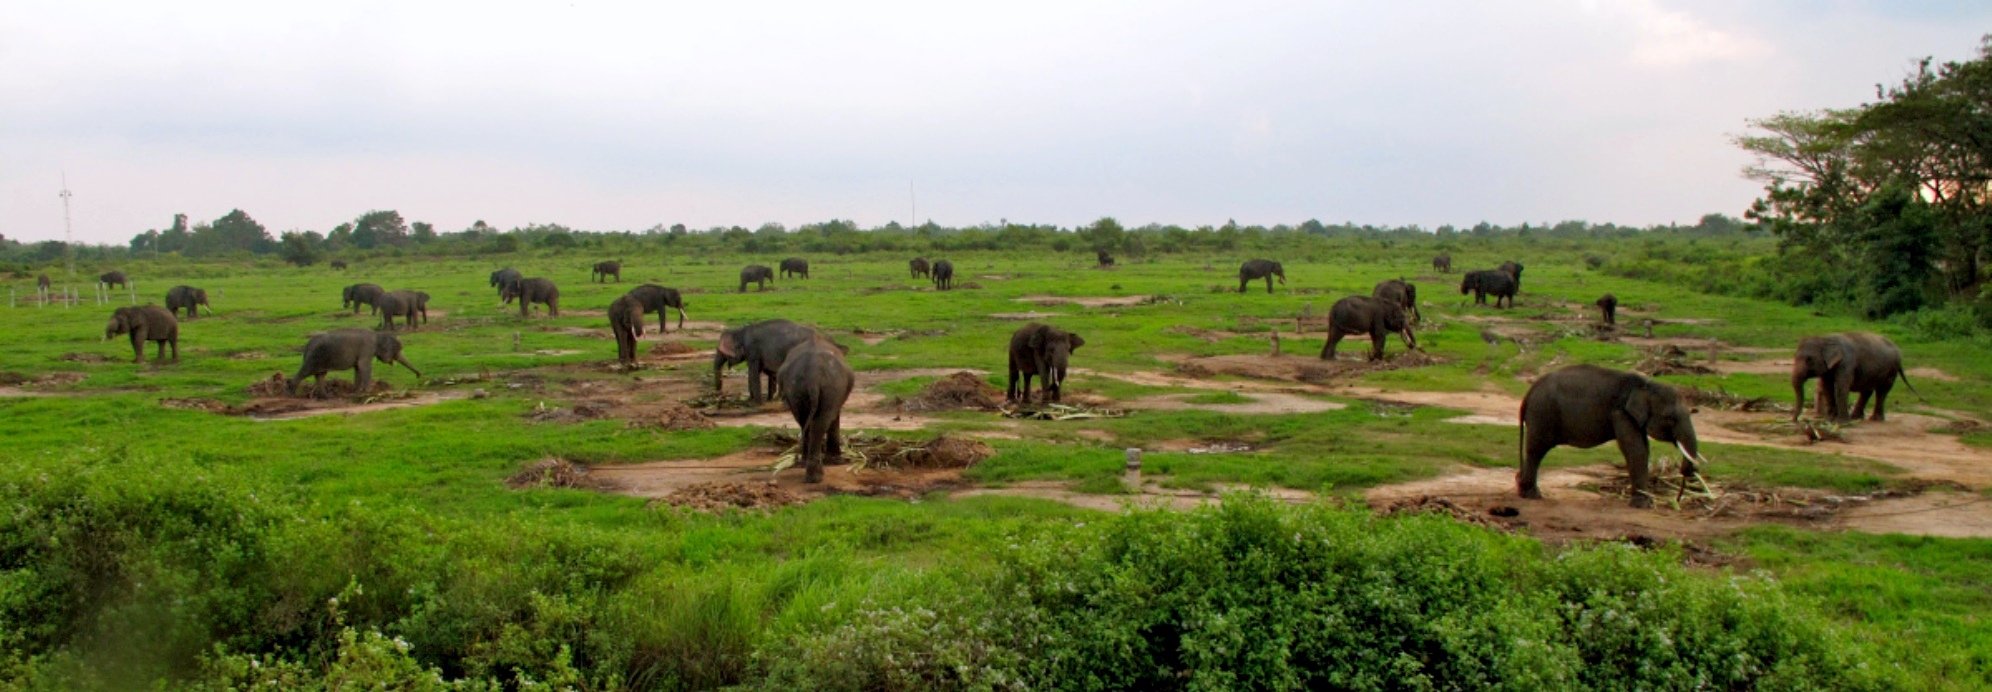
396, 355, 423, 379
1674, 431, 1706, 478
1790, 368, 1809, 421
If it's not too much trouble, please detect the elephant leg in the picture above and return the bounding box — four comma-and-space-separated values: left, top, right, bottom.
1264, 277, 1274, 294
1612, 416, 1654, 508
1870, 380, 1893, 422
549, 301, 558, 317
802, 417, 825, 484
131, 331, 146, 363
355, 361, 373, 393
1238, 279, 1247, 293
1006, 361, 1020, 402
1321, 328, 1344, 360
747, 365, 765, 404
1852, 390, 1872, 420
1518, 427, 1555, 499
1369, 333, 1386, 361
1020, 372, 1034, 405
826, 414, 844, 462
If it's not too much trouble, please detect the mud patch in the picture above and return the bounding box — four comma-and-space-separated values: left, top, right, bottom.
655, 482, 802, 512
1634, 344, 1715, 376
761, 430, 995, 470
594, 449, 970, 503
899, 371, 1004, 412
0, 371, 86, 391
1163, 326, 1245, 343
627, 401, 716, 430
649, 341, 699, 357
1170, 351, 1444, 385
507, 458, 603, 489
1016, 295, 1150, 308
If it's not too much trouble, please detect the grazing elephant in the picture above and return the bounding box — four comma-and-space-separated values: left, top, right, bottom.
714, 319, 839, 404
490, 268, 523, 298
289, 329, 421, 396
1321, 296, 1416, 361
343, 283, 386, 314
739, 265, 774, 292
1596, 294, 1618, 325
780, 257, 810, 279
105, 305, 178, 364
778, 334, 855, 484
608, 294, 644, 368
909, 257, 931, 278
592, 260, 622, 283
506, 278, 559, 317
330, 260, 348, 270
1372, 278, 1421, 323
37, 274, 51, 292
1008, 323, 1085, 404
1498, 261, 1525, 289
1096, 250, 1115, 267
1432, 254, 1452, 273
165, 285, 213, 319
1792, 332, 1914, 422
624, 284, 688, 332
1520, 364, 1708, 508
1238, 259, 1285, 294
375, 291, 425, 330
99, 271, 128, 290
1459, 270, 1517, 308
931, 260, 956, 290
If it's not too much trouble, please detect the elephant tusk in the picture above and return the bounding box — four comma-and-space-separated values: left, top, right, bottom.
1675, 441, 1706, 467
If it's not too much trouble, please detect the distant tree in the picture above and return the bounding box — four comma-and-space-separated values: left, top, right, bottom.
351, 210, 409, 249
1081, 217, 1126, 254
411, 221, 436, 243
280, 231, 323, 266
185, 209, 274, 256
670, 223, 688, 235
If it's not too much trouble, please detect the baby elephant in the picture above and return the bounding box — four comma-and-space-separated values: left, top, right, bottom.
165, 285, 214, 319
1520, 364, 1708, 508
779, 334, 855, 484
1792, 332, 1914, 422
1008, 323, 1085, 404
1321, 296, 1415, 361
290, 329, 421, 397
105, 305, 179, 364
1596, 293, 1618, 325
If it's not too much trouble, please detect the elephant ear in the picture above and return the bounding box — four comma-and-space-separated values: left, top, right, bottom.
1027, 328, 1046, 352
1825, 344, 1846, 370
1068, 333, 1084, 351
717, 332, 740, 359
1620, 381, 1654, 429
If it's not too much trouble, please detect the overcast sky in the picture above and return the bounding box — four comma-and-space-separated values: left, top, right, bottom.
2, 1, 1987, 244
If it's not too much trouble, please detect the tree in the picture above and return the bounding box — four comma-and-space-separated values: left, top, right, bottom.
1080, 217, 1126, 254
280, 231, 323, 266
351, 210, 409, 249
185, 209, 274, 256
412, 221, 436, 244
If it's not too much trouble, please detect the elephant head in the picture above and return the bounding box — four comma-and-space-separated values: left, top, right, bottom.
1031, 327, 1085, 391
1791, 336, 1850, 420
373, 333, 422, 378
714, 330, 747, 389
1378, 302, 1417, 350
1625, 379, 1707, 477
1270, 262, 1287, 284
103, 308, 135, 340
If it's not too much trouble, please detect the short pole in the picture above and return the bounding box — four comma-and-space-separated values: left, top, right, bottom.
1124, 448, 1143, 491
128, 283, 136, 305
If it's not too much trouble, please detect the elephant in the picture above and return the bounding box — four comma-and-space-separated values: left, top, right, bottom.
1320, 296, 1416, 361
99, 271, 128, 290
105, 305, 178, 364
931, 260, 956, 290
1008, 323, 1085, 404
592, 260, 623, 283
1432, 254, 1452, 273
1238, 259, 1285, 294
1459, 270, 1517, 308
1519, 364, 1708, 508
608, 294, 645, 368
778, 334, 855, 484
714, 319, 841, 404
37, 274, 51, 292
1596, 294, 1618, 325
490, 268, 523, 298
739, 265, 774, 292
343, 283, 386, 314
505, 278, 560, 317
910, 257, 931, 278
1096, 250, 1115, 267
289, 329, 421, 397
780, 257, 810, 279
1372, 278, 1421, 323
1498, 261, 1525, 289
1792, 332, 1914, 422
624, 284, 688, 332
164, 285, 214, 319
376, 290, 427, 330
330, 260, 348, 270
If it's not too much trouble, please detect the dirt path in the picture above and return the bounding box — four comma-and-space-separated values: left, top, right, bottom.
1124, 391, 1344, 414
1015, 295, 1150, 308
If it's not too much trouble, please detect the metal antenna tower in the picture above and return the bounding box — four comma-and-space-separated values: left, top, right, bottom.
59, 173, 74, 277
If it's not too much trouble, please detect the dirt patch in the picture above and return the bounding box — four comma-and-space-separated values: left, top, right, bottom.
649, 341, 698, 356
655, 482, 803, 512
1163, 326, 1245, 343
759, 430, 996, 471
628, 401, 716, 430
1634, 344, 1715, 376
1837, 491, 1992, 538
507, 458, 603, 489
1380, 496, 1515, 529
989, 311, 1063, 320
58, 352, 114, 363
1126, 391, 1344, 415
594, 449, 971, 503
953, 481, 1315, 512
900, 371, 1004, 412
1168, 351, 1444, 385
1907, 367, 1959, 383
161, 387, 456, 420
0, 371, 86, 390
1016, 295, 1150, 308
524, 399, 614, 423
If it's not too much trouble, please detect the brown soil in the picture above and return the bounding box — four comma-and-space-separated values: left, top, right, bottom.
1634, 344, 1716, 376
655, 482, 803, 512
0, 371, 86, 391
1164, 350, 1444, 385
593, 449, 971, 502
627, 400, 716, 430
1016, 295, 1151, 308
1836, 491, 1992, 538
1126, 391, 1344, 414
161, 387, 458, 420
524, 399, 615, 423
649, 341, 698, 356
900, 371, 1004, 412
952, 481, 1315, 512
507, 458, 603, 489
1906, 367, 1959, 383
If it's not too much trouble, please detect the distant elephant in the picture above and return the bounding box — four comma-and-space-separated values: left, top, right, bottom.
1238, 259, 1285, 294
778, 334, 855, 484
624, 284, 688, 332
343, 283, 386, 314
490, 268, 523, 298
164, 285, 213, 319
105, 305, 178, 364
506, 278, 559, 317
931, 260, 956, 290
739, 265, 774, 292
1096, 250, 1115, 267
715, 319, 839, 404
1008, 323, 1085, 404
1459, 270, 1517, 308
909, 257, 931, 278
1792, 332, 1914, 422
289, 328, 420, 396
330, 260, 348, 270
592, 260, 622, 283
1498, 261, 1525, 289
1520, 364, 1707, 508
99, 271, 128, 290
1321, 296, 1415, 361
376, 290, 427, 330
608, 294, 644, 368
1372, 278, 1421, 323
1432, 254, 1452, 273
37, 274, 52, 292
780, 257, 810, 279
1596, 294, 1618, 325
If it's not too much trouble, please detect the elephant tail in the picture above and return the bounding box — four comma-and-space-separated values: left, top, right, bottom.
1516, 398, 1528, 467
1897, 368, 1924, 399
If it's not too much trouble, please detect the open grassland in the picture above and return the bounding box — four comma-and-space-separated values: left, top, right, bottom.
2, 241, 1988, 688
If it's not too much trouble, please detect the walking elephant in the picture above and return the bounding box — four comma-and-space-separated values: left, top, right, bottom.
505, 278, 559, 316
105, 305, 178, 364
490, 268, 523, 298
1372, 279, 1421, 323
1520, 364, 1708, 508
1238, 259, 1285, 294
1008, 323, 1085, 404
739, 265, 774, 292
608, 294, 644, 369
909, 257, 931, 278
1596, 294, 1618, 325
99, 271, 128, 290
592, 260, 622, 283
714, 319, 840, 404
1459, 270, 1517, 308
165, 285, 213, 319
343, 283, 386, 314
1498, 261, 1525, 290
376, 290, 428, 330
1432, 254, 1452, 273
1321, 296, 1415, 361
1792, 332, 1914, 422
931, 260, 956, 290
780, 257, 810, 279
779, 334, 855, 484
289, 329, 421, 396
625, 284, 688, 332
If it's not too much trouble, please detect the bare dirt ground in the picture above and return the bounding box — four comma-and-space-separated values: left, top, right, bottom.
1124, 391, 1344, 414
162, 390, 465, 420
1015, 295, 1151, 308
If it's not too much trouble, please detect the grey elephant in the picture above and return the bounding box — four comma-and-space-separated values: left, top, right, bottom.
1321, 296, 1415, 361
1596, 294, 1618, 325
715, 319, 840, 404
1792, 332, 1914, 422
1520, 364, 1708, 508
505, 278, 559, 316
490, 268, 523, 297
931, 260, 956, 290
330, 260, 348, 270
739, 265, 774, 292
910, 257, 931, 278
780, 257, 810, 279
99, 271, 128, 290
592, 260, 622, 283
778, 333, 855, 484
1372, 278, 1421, 323
1432, 254, 1452, 273
1459, 270, 1517, 308
624, 284, 689, 332
1096, 250, 1115, 267
105, 305, 178, 364
343, 283, 386, 314
165, 285, 214, 319
1008, 323, 1085, 404
608, 293, 645, 368
289, 328, 421, 396
376, 290, 429, 330
1238, 259, 1285, 294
